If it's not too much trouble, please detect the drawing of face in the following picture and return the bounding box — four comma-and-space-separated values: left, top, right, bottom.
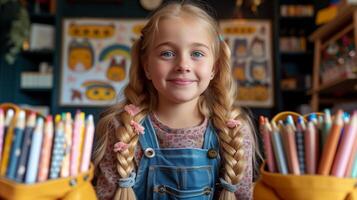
82, 81, 116, 101
250, 60, 267, 82
106, 58, 126, 82
68, 39, 94, 72
233, 39, 248, 58
251, 37, 265, 58
233, 60, 246, 81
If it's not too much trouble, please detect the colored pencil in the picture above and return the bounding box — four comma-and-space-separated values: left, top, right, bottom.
25, 118, 44, 183
16, 112, 36, 182
80, 114, 94, 173
37, 116, 54, 182
259, 116, 276, 172
0, 109, 15, 176
6, 110, 26, 179
318, 110, 343, 175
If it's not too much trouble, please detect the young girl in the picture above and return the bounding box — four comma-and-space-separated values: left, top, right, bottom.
94, 1, 258, 200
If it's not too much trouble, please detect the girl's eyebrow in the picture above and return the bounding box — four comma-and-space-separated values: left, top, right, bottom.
154, 41, 210, 50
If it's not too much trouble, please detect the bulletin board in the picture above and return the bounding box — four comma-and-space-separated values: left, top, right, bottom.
220, 19, 274, 108
59, 18, 147, 106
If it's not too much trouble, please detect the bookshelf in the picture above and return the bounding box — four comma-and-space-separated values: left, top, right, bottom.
278, 1, 316, 112
309, 6, 357, 111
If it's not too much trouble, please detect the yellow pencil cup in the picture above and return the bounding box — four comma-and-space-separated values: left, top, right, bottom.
254, 162, 357, 200
0, 103, 97, 200
0, 164, 97, 200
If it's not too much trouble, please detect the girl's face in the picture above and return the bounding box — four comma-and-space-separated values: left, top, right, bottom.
144, 16, 215, 106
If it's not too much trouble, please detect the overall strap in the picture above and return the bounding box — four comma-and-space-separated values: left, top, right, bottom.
138, 116, 159, 149
202, 121, 220, 150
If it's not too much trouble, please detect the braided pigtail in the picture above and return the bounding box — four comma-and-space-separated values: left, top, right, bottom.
208, 40, 247, 199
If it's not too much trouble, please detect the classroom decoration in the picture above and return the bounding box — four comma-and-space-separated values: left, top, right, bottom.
60, 18, 147, 106
254, 109, 357, 200
219, 19, 274, 107
0, 103, 97, 200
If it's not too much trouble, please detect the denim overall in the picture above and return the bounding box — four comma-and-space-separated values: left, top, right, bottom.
133, 116, 221, 200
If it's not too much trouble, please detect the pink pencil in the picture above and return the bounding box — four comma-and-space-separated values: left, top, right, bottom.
331, 112, 357, 177
305, 121, 317, 174
70, 111, 82, 176
37, 115, 54, 182
259, 116, 276, 172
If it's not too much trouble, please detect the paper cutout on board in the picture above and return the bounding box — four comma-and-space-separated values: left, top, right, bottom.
250, 60, 268, 83
251, 37, 266, 59
233, 39, 248, 58
68, 39, 95, 72
71, 89, 83, 101
99, 44, 130, 61
220, 19, 273, 107
60, 19, 147, 106
233, 60, 246, 81
106, 58, 126, 82
81, 80, 116, 101
68, 23, 115, 39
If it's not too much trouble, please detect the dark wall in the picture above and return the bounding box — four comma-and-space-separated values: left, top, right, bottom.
1, 0, 278, 122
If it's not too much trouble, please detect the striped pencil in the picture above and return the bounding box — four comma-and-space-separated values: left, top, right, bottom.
49, 115, 66, 179
60, 112, 72, 178
296, 116, 306, 174
318, 110, 343, 175
16, 112, 36, 182
6, 110, 26, 179
37, 115, 54, 182
0, 109, 15, 176
80, 114, 94, 173
25, 118, 44, 183
331, 111, 357, 177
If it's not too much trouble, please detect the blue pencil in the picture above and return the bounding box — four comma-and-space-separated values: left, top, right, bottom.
15, 112, 36, 182
6, 110, 26, 179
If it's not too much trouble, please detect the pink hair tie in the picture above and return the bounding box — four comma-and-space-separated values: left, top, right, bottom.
124, 104, 141, 116
226, 119, 240, 129
130, 120, 145, 134
113, 141, 129, 153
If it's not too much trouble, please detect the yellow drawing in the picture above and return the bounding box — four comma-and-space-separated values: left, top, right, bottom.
106, 58, 126, 82
81, 81, 116, 101
68, 39, 94, 72
68, 23, 115, 39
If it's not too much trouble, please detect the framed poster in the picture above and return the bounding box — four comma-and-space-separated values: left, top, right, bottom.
59, 18, 147, 106
220, 19, 274, 108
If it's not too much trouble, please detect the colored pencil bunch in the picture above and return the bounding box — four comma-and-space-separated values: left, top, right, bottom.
0, 108, 95, 183
260, 109, 357, 177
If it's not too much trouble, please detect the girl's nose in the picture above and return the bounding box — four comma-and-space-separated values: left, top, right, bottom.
175, 55, 191, 72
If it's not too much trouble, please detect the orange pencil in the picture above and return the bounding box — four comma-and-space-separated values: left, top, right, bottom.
318, 110, 344, 175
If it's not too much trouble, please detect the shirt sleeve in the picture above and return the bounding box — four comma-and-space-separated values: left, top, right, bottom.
235, 122, 254, 200
95, 133, 119, 200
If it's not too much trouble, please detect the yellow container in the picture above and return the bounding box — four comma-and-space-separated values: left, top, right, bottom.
0, 164, 97, 200
255, 111, 357, 200
254, 162, 357, 200
0, 103, 97, 200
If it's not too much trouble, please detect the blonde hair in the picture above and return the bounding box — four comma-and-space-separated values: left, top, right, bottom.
94, 1, 258, 200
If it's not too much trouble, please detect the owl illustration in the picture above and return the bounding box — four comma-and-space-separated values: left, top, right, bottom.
106, 58, 126, 82
68, 39, 94, 72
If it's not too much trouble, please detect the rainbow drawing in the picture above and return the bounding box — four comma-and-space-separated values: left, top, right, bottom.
99, 44, 131, 62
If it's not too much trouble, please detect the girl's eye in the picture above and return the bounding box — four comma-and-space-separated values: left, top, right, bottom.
160, 51, 175, 58
191, 51, 204, 58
